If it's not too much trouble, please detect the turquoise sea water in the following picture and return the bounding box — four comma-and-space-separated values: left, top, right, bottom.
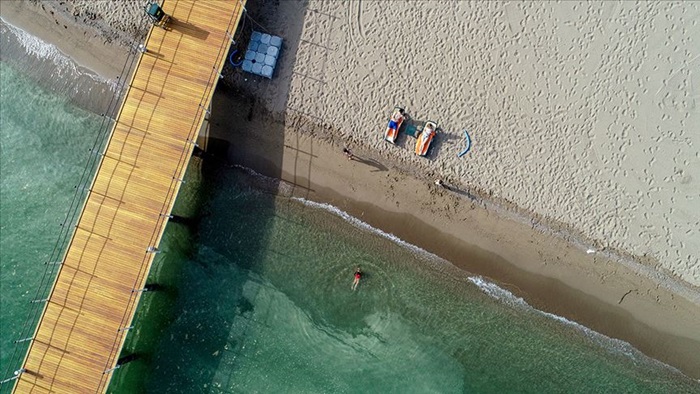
0, 60, 105, 380
106, 167, 699, 394
1, 21, 699, 394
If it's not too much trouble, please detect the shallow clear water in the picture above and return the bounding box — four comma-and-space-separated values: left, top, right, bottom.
0, 61, 104, 381
105, 169, 698, 394
1, 21, 698, 394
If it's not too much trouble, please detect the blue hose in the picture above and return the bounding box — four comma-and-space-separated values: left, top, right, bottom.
458, 130, 471, 158
229, 49, 243, 67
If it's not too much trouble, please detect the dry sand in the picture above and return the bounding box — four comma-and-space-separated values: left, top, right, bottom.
215, 0, 700, 378
249, 0, 700, 290
3, 0, 699, 380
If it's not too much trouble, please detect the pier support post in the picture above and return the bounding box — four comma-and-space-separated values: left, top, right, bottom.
226, 31, 236, 44
199, 103, 212, 115
103, 365, 120, 374
168, 215, 197, 227
132, 284, 162, 293
0, 369, 26, 385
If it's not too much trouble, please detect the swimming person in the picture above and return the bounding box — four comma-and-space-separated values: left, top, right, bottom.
352, 267, 362, 291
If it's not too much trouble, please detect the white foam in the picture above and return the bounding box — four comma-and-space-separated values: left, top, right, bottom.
1, 19, 113, 87
231, 164, 295, 196
237, 166, 687, 377
466, 276, 528, 309
291, 196, 439, 260
467, 275, 683, 373
468, 275, 627, 344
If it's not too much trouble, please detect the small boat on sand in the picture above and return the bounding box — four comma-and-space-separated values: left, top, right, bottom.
414, 121, 437, 156
384, 107, 405, 144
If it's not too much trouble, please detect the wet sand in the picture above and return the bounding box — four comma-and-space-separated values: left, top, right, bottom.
0, 1, 136, 79
204, 85, 700, 379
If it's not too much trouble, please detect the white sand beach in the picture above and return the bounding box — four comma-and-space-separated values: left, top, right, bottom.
262, 0, 700, 289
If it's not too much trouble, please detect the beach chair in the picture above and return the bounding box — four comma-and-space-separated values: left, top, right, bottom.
145, 2, 170, 29
384, 107, 406, 144
414, 121, 437, 157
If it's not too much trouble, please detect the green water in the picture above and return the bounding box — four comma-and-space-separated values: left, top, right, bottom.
0, 61, 105, 380
1, 24, 699, 394
108, 168, 698, 393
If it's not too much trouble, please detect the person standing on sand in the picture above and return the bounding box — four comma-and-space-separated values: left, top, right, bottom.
352, 267, 362, 291
343, 147, 354, 160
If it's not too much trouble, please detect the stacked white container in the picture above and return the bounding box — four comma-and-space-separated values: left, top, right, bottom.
242, 31, 283, 79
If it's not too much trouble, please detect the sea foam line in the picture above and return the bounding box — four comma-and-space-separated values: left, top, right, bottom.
0, 19, 114, 88
291, 194, 684, 375
466, 276, 686, 374
291, 197, 439, 260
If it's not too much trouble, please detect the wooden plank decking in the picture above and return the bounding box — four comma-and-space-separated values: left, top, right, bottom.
14, 1, 245, 392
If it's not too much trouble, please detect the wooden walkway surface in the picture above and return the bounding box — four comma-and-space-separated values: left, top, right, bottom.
14, 1, 245, 392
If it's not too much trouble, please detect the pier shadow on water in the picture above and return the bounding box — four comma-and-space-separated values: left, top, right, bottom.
108, 145, 282, 393
108, 0, 307, 392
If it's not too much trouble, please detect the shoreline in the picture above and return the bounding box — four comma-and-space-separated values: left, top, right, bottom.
3, 0, 699, 382
0, 2, 131, 80
0, 18, 123, 116
205, 86, 700, 380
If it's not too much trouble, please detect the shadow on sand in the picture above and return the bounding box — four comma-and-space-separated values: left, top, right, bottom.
352, 155, 388, 172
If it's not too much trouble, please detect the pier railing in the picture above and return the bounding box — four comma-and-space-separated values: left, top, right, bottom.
97, 3, 245, 390
0, 12, 150, 392
2, 1, 246, 392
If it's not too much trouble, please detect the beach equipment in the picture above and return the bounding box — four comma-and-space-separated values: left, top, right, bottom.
457, 129, 471, 158
414, 121, 437, 156
384, 107, 406, 144
229, 49, 244, 67
402, 123, 420, 138
144, 1, 170, 29
242, 31, 283, 79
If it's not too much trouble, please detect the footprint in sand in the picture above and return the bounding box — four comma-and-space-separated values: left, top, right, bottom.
347, 0, 367, 52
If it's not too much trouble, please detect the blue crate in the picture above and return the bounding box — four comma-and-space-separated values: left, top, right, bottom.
242, 31, 282, 79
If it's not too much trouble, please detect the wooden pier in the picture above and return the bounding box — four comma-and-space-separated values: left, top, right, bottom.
14, 1, 245, 392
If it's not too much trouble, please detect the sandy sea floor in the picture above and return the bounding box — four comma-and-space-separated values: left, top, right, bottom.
2, 0, 699, 381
